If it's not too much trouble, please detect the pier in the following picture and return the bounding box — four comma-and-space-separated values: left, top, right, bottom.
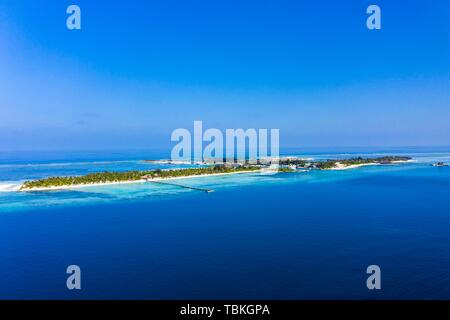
142, 176, 214, 193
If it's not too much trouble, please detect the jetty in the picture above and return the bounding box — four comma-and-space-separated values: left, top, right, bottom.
142, 176, 214, 193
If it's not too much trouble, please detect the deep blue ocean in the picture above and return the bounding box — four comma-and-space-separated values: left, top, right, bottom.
1, 147, 450, 299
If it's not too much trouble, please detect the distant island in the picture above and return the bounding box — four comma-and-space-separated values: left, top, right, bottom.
20, 156, 412, 191
278, 156, 412, 170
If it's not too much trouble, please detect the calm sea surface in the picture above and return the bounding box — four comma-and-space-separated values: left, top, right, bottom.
1, 148, 450, 299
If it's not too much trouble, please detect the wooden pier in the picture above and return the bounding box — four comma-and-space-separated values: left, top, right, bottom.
142, 176, 214, 193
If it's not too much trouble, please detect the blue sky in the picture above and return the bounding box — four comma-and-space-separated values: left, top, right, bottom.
0, 0, 449, 150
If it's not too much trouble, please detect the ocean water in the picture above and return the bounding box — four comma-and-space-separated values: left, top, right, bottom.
1, 148, 450, 299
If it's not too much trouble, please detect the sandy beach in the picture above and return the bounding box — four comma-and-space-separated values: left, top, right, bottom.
328, 162, 381, 170
327, 159, 414, 171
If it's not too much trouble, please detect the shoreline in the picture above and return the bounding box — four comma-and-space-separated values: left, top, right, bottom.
19, 170, 261, 192
18, 159, 416, 192
325, 159, 414, 171
327, 163, 381, 170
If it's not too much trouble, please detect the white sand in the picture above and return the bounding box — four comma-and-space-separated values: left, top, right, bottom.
327, 160, 413, 171
0, 182, 23, 192
329, 162, 381, 170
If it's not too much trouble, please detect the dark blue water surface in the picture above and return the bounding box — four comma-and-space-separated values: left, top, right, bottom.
1, 149, 450, 299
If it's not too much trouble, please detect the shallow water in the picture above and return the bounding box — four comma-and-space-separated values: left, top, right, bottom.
1, 148, 450, 299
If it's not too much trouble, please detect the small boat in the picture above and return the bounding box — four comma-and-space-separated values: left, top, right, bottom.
432, 162, 448, 167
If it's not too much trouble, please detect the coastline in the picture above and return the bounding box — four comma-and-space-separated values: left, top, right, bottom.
17, 158, 416, 192
325, 159, 414, 171
19, 170, 261, 192
327, 163, 381, 170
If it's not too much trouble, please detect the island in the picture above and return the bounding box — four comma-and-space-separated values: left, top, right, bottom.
19, 166, 261, 191
278, 156, 412, 170
19, 156, 413, 191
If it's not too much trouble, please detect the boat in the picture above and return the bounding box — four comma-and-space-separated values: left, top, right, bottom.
432, 162, 448, 167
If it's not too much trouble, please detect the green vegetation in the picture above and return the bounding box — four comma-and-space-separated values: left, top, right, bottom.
277, 167, 296, 172
315, 156, 411, 170
278, 159, 308, 167
20, 165, 260, 190
278, 156, 411, 170
20, 156, 412, 190
315, 160, 339, 170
